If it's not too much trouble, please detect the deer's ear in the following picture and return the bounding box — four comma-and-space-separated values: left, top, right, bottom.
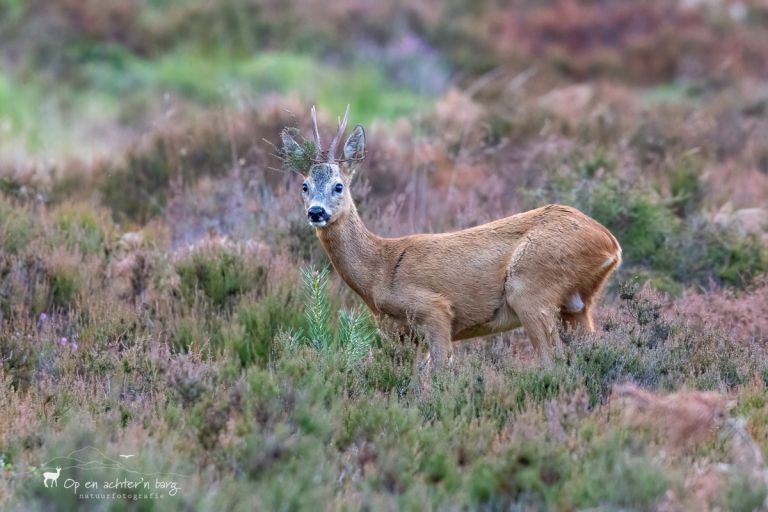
343, 125, 365, 161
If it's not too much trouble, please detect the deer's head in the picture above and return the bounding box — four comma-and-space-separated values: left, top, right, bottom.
280, 106, 365, 228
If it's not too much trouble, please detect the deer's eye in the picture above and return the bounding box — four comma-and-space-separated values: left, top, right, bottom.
334, 183, 344, 194
302, 182, 308, 193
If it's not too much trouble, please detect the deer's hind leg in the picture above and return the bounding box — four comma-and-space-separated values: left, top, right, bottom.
561, 291, 594, 334
504, 260, 570, 361
504, 237, 594, 360
560, 252, 619, 335
506, 282, 563, 361
561, 309, 594, 334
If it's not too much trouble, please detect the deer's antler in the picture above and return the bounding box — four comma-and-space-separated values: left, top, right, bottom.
326, 104, 350, 163
310, 105, 322, 160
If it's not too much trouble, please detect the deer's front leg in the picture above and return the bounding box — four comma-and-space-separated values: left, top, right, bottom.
410, 291, 454, 369
421, 317, 452, 368
376, 289, 453, 369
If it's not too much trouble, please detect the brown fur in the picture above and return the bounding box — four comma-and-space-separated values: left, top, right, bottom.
316, 192, 621, 365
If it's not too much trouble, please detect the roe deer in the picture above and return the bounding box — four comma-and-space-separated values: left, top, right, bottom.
280, 106, 621, 366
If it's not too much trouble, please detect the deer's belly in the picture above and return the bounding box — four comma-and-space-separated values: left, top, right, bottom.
453, 305, 521, 340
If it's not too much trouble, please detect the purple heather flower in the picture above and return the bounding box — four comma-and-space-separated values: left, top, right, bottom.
71, 342, 78, 351
59, 337, 68, 346
38, 313, 48, 323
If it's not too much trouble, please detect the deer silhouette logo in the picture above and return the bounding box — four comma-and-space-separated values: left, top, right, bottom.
43, 467, 61, 488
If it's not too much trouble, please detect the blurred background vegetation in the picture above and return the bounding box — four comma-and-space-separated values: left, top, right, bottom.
2, 0, 768, 510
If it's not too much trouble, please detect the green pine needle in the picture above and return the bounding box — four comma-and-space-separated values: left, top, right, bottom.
338, 307, 376, 368
300, 265, 376, 366
301, 265, 331, 350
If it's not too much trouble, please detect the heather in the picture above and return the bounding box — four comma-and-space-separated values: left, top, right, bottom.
1, 1, 768, 510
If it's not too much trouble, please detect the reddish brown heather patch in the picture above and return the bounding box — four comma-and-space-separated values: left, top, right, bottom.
432, 89, 486, 143
487, 0, 768, 83
613, 382, 730, 447
0, 369, 42, 451
705, 163, 768, 210
659, 462, 726, 512
670, 277, 768, 342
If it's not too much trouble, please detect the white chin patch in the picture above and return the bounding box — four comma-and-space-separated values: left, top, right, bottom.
309, 220, 327, 227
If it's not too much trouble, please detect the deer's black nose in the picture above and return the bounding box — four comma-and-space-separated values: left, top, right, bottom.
307, 206, 328, 222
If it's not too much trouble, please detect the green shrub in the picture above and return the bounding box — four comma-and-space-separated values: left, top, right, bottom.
469, 441, 570, 509
667, 151, 704, 217
37, 255, 85, 312
0, 332, 39, 390
415, 363, 488, 425
733, 386, 767, 416
510, 367, 566, 410
570, 341, 652, 406
191, 396, 230, 449
48, 268, 79, 309
421, 450, 458, 486
587, 179, 679, 266
562, 432, 669, 509
363, 338, 416, 396
666, 328, 748, 390
686, 226, 768, 287
232, 290, 305, 367
176, 248, 266, 310
172, 316, 206, 354
724, 472, 768, 512
572, 148, 614, 179
336, 398, 419, 449
50, 203, 112, 255
100, 139, 172, 224
168, 365, 211, 409
468, 463, 496, 504
98, 112, 254, 224
242, 366, 285, 428
0, 197, 36, 254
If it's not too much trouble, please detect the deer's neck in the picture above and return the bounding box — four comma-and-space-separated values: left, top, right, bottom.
316, 207, 383, 306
